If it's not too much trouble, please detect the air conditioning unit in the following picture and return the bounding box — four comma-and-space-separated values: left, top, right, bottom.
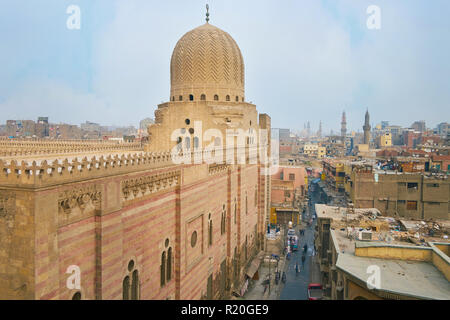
358, 231, 373, 241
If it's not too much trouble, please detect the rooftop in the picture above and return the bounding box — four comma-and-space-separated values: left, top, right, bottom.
336, 252, 450, 300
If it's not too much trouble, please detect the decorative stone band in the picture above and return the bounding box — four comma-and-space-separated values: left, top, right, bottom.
0, 152, 174, 188
58, 184, 102, 215
121, 170, 181, 201
208, 164, 229, 175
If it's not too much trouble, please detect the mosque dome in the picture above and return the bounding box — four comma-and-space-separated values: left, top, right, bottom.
170, 23, 245, 103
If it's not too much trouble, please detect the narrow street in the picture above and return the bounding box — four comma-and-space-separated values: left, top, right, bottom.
279, 182, 321, 300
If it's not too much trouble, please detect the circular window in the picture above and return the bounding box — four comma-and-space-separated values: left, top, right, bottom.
165, 238, 169, 248
185, 119, 191, 125
128, 260, 135, 272
191, 231, 198, 248
189, 128, 194, 134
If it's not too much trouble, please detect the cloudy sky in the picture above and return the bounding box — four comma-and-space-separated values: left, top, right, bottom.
0, 0, 449, 133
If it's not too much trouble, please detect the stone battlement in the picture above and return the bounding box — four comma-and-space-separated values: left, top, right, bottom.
0, 139, 142, 157
0, 152, 175, 188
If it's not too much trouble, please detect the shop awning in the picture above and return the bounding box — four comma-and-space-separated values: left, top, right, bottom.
246, 252, 264, 278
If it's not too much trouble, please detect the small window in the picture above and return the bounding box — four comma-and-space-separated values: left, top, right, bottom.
189, 94, 194, 101
201, 94, 206, 101
289, 173, 295, 181
235, 96, 239, 102
407, 201, 417, 210
407, 183, 418, 190
214, 95, 219, 101
226, 95, 230, 101
179, 95, 183, 101
242, 97, 244, 102
284, 191, 290, 198
185, 119, 190, 125
427, 183, 439, 188
172, 96, 175, 101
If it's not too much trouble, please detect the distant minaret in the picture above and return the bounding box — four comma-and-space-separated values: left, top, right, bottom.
363, 109, 371, 145
307, 121, 311, 137
341, 111, 347, 138
318, 121, 322, 138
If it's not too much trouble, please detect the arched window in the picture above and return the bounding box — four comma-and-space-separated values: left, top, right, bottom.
214, 95, 219, 101
189, 94, 194, 101
201, 94, 206, 101
221, 205, 226, 235
123, 276, 130, 300
226, 95, 230, 101
172, 96, 175, 101
124, 260, 139, 300
161, 252, 166, 287
194, 137, 199, 149
235, 96, 239, 102
185, 137, 191, 150
72, 292, 81, 300
177, 137, 182, 152
234, 199, 237, 224
167, 247, 172, 282
179, 95, 183, 101
131, 270, 139, 300
208, 219, 213, 246
242, 97, 244, 102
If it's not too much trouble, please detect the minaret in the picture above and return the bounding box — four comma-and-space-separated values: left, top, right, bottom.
341, 111, 347, 138
318, 121, 322, 138
363, 109, 371, 145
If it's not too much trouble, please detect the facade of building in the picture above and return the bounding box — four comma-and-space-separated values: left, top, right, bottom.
0, 18, 271, 300
270, 166, 308, 226
315, 204, 450, 300
348, 168, 450, 220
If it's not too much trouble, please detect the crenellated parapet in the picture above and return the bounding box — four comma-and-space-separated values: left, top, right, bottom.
0, 152, 174, 188
0, 139, 142, 157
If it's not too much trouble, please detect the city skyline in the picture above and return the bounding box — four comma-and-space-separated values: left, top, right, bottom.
1, 0, 449, 131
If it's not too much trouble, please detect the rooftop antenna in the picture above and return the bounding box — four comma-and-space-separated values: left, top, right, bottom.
206, 4, 210, 23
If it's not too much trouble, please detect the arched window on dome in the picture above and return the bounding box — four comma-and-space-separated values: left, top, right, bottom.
179, 95, 183, 101
189, 94, 194, 101
201, 94, 206, 101
214, 95, 219, 101
194, 137, 199, 149
226, 95, 230, 102
235, 96, 239, 102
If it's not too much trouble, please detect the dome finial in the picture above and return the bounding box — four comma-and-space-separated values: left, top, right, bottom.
206, 4, 210, 23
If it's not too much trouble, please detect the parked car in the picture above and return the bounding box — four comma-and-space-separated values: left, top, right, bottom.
307, 283, 323, 300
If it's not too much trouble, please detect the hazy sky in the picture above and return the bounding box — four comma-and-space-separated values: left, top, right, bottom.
0, 0, 449, 133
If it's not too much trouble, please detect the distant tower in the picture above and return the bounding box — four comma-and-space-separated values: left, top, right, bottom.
307, 121, 311, 137
341, 111, 347, 138
318, 121, 322, 138
363, 109, 371, 145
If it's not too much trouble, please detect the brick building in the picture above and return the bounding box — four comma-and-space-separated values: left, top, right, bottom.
0, 17, 271, 300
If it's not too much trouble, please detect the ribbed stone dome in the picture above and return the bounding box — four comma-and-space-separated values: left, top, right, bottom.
170, 23, 245, 102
